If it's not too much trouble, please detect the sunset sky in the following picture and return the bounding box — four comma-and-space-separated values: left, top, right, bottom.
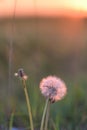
0, 0, 87, 17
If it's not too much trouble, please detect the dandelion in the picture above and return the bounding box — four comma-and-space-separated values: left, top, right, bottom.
40, 75, 67, 130
15, 68, 34, 130
40, 76, 67, 103
14, 68, 28, 80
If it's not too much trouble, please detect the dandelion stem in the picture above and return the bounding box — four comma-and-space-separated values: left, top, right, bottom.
9, 110, 15, 130
40, 98, 49, 130
50, 118, 57, 130
44, 101, 50, 130
22, 79, 34, 130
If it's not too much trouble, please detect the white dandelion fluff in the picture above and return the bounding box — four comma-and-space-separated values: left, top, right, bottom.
39, 76, 67, 103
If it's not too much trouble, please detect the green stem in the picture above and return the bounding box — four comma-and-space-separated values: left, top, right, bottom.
22, 79, 34, 130
50, 118, 57, 130
44, 101, 50, 130
40, 98, 49, 130
9, 110, 15, 130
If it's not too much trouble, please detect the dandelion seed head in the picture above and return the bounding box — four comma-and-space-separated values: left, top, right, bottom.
39, 76, 67, 103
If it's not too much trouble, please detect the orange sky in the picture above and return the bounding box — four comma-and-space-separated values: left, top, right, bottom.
0, 0, 87, 17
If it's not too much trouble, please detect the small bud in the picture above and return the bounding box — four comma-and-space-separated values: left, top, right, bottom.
18, 68, 25, 78
15, 68, 28, 80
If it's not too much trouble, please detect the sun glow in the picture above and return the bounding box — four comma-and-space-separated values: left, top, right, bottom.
0, 0, 87, 17
68, 0, 87, 11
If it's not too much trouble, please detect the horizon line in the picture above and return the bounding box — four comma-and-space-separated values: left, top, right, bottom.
1, 8, 87, 19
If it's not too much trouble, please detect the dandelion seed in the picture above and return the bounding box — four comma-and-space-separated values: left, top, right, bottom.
40, 76, 67, 103
14, 73, 18, 77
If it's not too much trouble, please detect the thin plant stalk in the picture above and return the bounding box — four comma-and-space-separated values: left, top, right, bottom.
22, 79, 34, 130
44, 101, 50, 130
9, 110, 15, 130
50, 118, 58, 130
40, 98, 49, 130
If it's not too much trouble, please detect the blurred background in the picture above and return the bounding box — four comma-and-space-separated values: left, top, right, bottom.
0, 0, 87, 130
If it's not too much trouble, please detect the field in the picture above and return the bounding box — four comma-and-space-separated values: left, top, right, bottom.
0, 17, 87, 129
